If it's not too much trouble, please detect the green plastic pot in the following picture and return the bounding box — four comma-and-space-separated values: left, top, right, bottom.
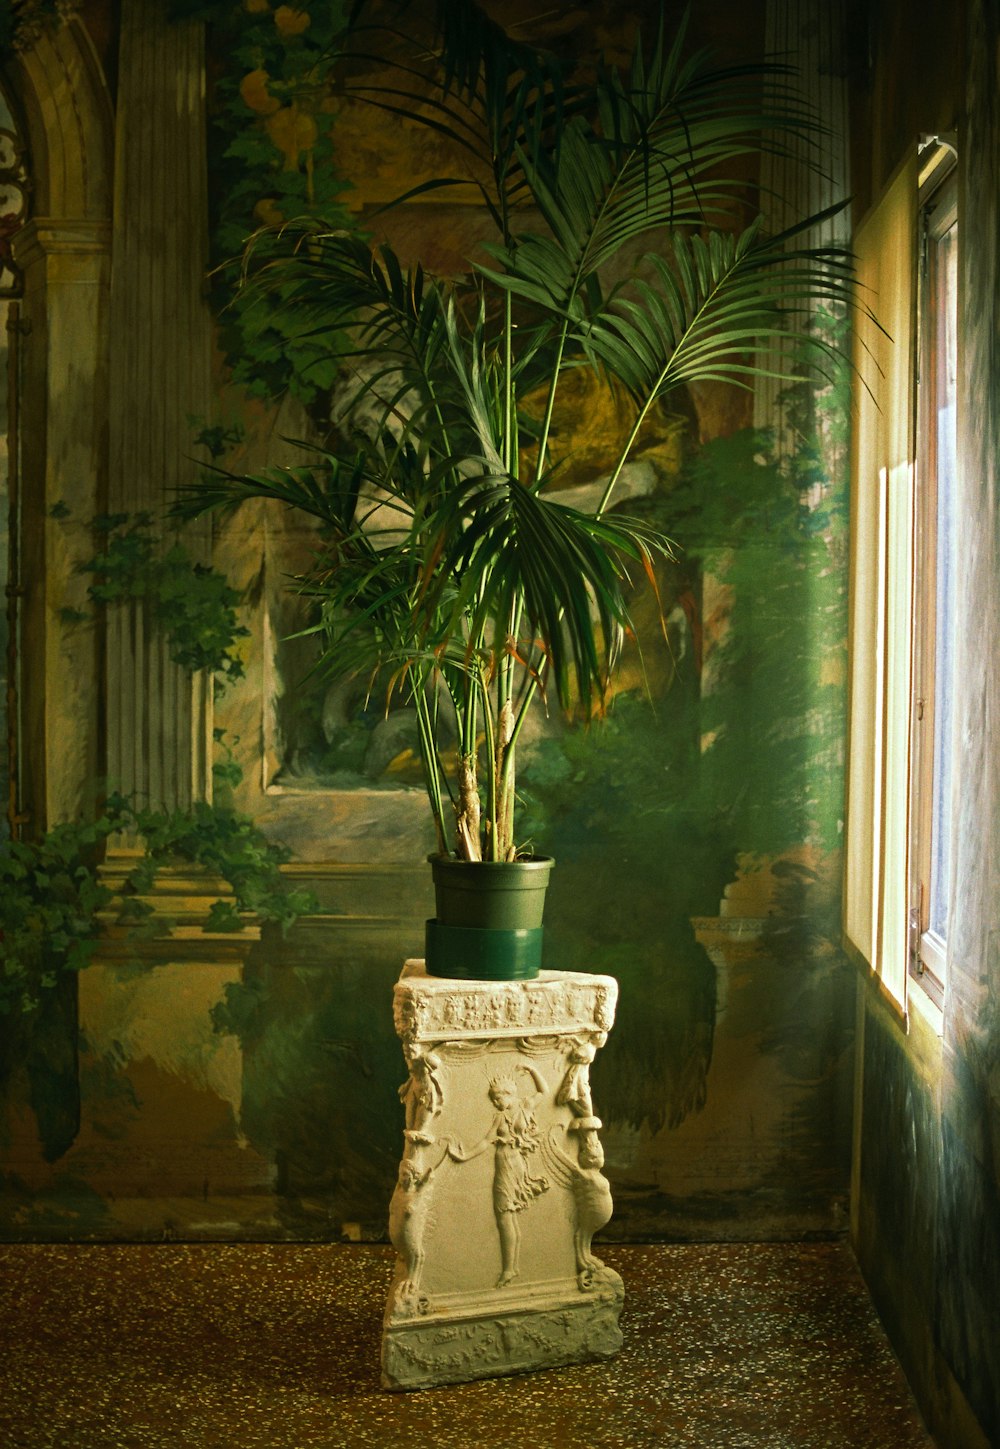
425, 854, 554, 980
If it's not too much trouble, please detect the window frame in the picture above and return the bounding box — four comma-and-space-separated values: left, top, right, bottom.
844, 150, 919, 1012
907, 145, 958, 1009
844, 136, 962, 1019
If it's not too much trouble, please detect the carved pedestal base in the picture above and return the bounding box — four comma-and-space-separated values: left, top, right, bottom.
382, 961, 623, 1391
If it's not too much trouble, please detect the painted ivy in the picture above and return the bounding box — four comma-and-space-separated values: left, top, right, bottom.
52, 504, 250, 687
170, 0, 359, 401
82, 510, 250, 685
0, 764, 318, 1016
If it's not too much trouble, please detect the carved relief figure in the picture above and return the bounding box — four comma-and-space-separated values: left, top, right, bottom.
388, 1128, 455, 1312
556, 1033, 607, 1119
593, 984, 615, 1031
398, 1046, 444, 1134
540, 1119, 614, 1289
394, 985, 430, 1043
451, 1064, 550, 1288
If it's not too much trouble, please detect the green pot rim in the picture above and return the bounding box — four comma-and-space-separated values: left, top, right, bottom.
428, 853, 555, 872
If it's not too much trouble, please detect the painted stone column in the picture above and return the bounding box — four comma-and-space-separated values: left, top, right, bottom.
104, 0, 213, 811
382, 962, 623, 1391
11, 218, 110, 829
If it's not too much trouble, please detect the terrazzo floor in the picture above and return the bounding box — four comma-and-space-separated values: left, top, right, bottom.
0, 1241, 934, 1449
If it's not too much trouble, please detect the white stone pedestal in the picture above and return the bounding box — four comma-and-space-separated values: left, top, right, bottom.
381, 961, 624, 1390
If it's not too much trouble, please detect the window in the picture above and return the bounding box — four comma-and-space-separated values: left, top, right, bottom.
908, 145, 958, 1007
845, 136, 960, 1017
845, 152, 918, 1010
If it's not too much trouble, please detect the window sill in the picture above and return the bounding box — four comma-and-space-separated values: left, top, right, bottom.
908, 973, 945, 1039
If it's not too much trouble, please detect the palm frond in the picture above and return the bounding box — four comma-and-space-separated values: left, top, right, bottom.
171, 450, 373, 532
478, 19, 829, 324
578, 210, 861, 408
415, 471, 675, 713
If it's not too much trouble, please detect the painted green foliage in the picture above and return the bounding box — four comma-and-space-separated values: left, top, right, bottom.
212, 944, 408, 1234
522, 688, 727, 1140
0, 774, 316, 1018
516, 327, 851, 1138
61, 507, 250, 685
177, 0, 357, 399
691, 327, 850, 861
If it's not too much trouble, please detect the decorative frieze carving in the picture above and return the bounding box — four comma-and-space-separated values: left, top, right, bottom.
394, 962, 617, 1045
387, 1127, 457, 1317
382, 1290, 624, 1389
397, 1045, 445, 1134
383, 963, 623, 1390
556, 1032, 607, 1119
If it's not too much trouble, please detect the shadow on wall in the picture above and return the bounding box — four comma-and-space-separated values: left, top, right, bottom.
211, 936, 409, 1238
523, 362, 853, 1139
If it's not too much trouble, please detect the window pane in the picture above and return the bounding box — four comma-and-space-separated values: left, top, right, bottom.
928, 219, 958, 939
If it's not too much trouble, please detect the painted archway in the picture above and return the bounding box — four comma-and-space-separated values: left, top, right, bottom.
7, 13, 112, 831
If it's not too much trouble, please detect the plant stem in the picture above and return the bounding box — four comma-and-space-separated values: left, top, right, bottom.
480, 665, 499, 860
456, 754, 482, 860
597, 410, 646, 517
413, 681, 449, 855
493, 693, 515, 860
503, 290, 514, 474
534, 318, 570, 485
509, 667, 538, 744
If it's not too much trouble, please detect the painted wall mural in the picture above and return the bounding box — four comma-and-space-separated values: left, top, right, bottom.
0, 349, 856, 1244
0, 80, 27, 845
4, 5, 998, 1446
1, 0, 854, 1255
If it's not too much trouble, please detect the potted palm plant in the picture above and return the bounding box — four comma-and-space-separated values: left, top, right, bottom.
178, 1, 859, 980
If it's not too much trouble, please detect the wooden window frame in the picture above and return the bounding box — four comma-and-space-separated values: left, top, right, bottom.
908, 144, 958, 1010
844, 151, 919, 1011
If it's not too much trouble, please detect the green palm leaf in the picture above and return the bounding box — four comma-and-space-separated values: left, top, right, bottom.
237, 230, 463, 435
172, 448, 373, 532
478, 13, 827, 323
416, 470, 675, 712
176, 2, 863, 860
579, 210, 861, 408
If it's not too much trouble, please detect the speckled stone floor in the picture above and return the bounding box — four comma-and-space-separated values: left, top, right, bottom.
0, 1241, 934, 1449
